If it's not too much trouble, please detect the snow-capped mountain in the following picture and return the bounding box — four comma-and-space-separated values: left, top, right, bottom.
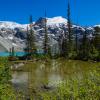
0, 16, 99, 52
47, 16, 67, 25
0, 21, 27, 29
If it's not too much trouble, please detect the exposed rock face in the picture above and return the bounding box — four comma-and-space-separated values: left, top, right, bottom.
0, 17, 99, 52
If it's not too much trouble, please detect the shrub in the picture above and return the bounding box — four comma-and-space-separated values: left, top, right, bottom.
0, 57, 16, 100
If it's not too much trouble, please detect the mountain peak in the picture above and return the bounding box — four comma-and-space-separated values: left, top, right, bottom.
47, 16, 67, 25
35, 16, 67, 26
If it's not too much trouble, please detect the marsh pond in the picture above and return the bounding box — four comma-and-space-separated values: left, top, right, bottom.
11, 59, 100, 99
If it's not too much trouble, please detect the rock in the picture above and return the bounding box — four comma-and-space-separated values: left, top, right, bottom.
41, 84, 53, 90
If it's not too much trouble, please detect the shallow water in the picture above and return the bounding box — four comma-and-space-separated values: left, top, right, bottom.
11, 59, 99, 95
0, 52, 26, 56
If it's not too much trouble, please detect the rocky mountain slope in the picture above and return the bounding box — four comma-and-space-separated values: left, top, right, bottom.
0, 16, 99, 52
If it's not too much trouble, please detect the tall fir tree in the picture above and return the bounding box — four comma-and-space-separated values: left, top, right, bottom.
94, 27, 100, 51
26, 25, 30, 54
61, 33, 68, 57
75, 29, 78, 54
80, 28, 89, 60
93, 26, 100, 60
67, 0, 71, 46
67, 0, 74, 58
29, 15, 36, 52
26, 15, 36, 57
43, 11, 49, 55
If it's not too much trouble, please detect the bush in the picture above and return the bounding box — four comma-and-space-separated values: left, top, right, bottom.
0, 57, 16, 100
37, 68, 100, 100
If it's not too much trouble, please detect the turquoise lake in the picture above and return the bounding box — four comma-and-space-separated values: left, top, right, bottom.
0, 52, 26, 56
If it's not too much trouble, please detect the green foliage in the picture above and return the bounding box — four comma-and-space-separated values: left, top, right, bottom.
25, 15, 36, 59
33, 54, 51, 60
0, 84, 16, 100
89, 46, 99, 60
61, 38, 68, 57
68, 50, 77, 59
93, 31, 100, 51
0, 57, 16, 100
0, 57, 11, 83
43, 13, 49, 55
37, 69, 100, 100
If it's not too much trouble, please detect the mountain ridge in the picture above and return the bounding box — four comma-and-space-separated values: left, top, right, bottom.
0, 16, 99, 52
0, 16, 99, 28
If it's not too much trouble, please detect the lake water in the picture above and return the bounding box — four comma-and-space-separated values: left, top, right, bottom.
0, 52, 26, 56
11, 59, 100, 98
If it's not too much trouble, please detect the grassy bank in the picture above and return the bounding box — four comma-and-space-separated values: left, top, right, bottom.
36, 67, 100, 100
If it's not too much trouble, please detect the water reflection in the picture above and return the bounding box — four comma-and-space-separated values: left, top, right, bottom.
11, 72, 29, 93
11, 60, 97, 94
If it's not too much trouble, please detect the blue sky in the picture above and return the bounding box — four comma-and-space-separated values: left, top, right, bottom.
0, 0, 100, 26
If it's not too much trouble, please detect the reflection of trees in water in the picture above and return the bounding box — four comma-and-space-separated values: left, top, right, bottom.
12, 60, 98, 98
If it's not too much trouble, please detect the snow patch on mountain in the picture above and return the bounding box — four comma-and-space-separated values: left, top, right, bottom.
47, 16, 67, 25
94, 25, 100, 28
0, 21, 27, 29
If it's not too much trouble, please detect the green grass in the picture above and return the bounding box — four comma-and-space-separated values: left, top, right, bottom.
36, 68, 100, 100
0, 57, 16, 100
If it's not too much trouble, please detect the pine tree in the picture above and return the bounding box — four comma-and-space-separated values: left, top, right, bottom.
26, 25, 30, 54
43, 11, 49, 55
29, 15, 36, 53
93, 26, 100, 60
80, 28, 89, 60
61, 34, 68, 57
75, 29, 78, 54
67, 0, 72, 47
94, 27, 100, 51
26, 15, 36, 57
58, 35, 63, 57
11, 47, 15, 57
67, 0, 74, 58
61, 0, 73, 58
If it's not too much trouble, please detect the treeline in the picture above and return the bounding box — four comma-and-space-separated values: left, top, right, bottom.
25, 18, 100, 61
24, 2, 100, 61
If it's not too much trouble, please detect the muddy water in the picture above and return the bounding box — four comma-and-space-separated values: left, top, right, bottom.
11, 59, 99, 96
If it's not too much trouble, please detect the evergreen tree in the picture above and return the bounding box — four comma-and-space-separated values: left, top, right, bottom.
61, 0, 71, 58
94, 27, 100, 51
26, 25, 30, 54
29, 15, 36, 53
75, 29, 78, 54
79, 28, 89, 60
58, 35, 63, 57
61, 33, 68, 57
11, 47, 15, 57
43, 11, 49, 55
67, 0, 74, 58
93, 26, 100, 60
67, 0, 72, 48
26, 15, 36, 57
